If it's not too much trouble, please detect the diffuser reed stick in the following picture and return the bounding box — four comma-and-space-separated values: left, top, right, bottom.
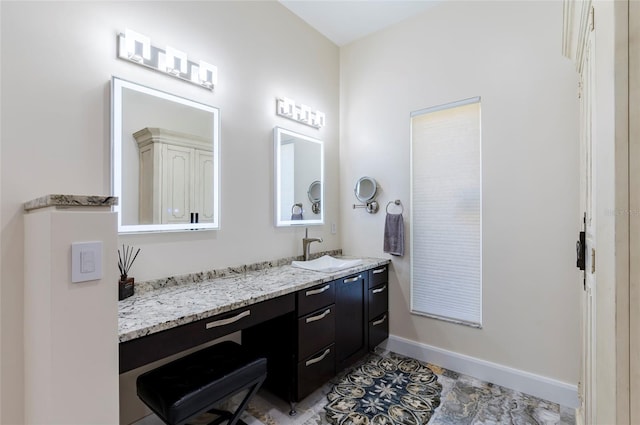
118, 245, 140, 279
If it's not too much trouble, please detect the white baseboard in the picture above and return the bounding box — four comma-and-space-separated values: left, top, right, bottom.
381, 335, 579, 408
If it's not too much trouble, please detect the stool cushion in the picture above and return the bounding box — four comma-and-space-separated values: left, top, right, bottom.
137, 341, 267, 424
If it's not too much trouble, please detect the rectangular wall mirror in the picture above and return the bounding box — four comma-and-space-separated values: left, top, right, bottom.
274, 127, 324, 227
111, 77, 220, 233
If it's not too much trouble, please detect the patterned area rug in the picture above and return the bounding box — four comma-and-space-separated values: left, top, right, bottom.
325, 352, 442, 425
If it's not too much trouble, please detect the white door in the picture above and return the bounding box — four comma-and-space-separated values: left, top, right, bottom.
629, 2, 640, 422
577, 8, 596, 424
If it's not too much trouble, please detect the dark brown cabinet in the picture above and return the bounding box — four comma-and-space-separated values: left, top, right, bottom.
368, 265, 389, 350
369, 282, 388, 319
243, 264, 389, 413
297, 282, 334, 316
294, 281, 336, 401
335, 272, 368, 371
297, 307, 335, 360
295, 344, 335, 402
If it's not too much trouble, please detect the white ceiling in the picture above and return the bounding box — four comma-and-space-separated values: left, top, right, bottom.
278, 1, 442, 46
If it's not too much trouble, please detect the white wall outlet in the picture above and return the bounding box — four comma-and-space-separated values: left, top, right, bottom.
331, 223, 337, 234
71, 241, 103, 283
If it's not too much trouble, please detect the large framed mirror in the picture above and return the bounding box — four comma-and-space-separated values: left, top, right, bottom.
274, 127, 323, 227
111, 77, 220, 233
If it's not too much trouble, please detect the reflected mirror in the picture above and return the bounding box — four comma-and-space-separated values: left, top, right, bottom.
308, 180, 321, 214
274, 127, 323, 227
355, 176, 377, 202
111, 77, 220, 233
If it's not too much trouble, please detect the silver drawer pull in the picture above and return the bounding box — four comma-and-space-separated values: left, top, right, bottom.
205, 310, 251, 329
373, 267, 387, 274
372, 285, 387, 294
372, 314, 387, 327
343, 275, 362, 283
306, 284, 331, 296
305, 348, 331, 367
305, 308, 331, 323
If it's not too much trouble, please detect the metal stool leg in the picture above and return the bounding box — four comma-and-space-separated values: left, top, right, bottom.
205, 376, 264, 425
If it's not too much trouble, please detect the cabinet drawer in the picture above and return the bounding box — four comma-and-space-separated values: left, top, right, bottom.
296, 344, 335, 401
298, 305, 335, 360
368, 283, 388, 320
369, 313, 389, 350
369, 265, 388, 288
297, 281, 335, 316
119, 293, 295, 373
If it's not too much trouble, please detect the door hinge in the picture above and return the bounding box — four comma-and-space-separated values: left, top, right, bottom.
577, 213, 587, 289
577, 231, 586, 271
591, 248, 596, 273
590, 6, 595, 31
578, 81, 582, 99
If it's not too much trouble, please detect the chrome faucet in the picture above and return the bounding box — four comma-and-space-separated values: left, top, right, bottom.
302, 228, 323, 261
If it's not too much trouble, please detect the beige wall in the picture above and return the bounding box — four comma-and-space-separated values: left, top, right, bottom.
24, 209, 119, 424
339, 1, 581, 384
0, 2, 339, 423
0, 0, 586, 422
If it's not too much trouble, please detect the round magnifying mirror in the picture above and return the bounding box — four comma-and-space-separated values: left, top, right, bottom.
354, 177, 377, 202
307, 180, 321, 203
308, 181, 321, 215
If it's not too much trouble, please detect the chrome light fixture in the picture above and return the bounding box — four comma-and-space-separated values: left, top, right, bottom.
117, 29, 218, 91
276, 97, 325, 129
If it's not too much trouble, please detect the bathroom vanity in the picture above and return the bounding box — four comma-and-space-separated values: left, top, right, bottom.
243, 264, 389, 407
118, 257, 390, 410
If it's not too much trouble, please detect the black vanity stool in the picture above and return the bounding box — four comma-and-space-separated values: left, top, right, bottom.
136, 341, 267, 425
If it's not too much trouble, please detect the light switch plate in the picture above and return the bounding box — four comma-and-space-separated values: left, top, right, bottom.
71, 241, 103, 283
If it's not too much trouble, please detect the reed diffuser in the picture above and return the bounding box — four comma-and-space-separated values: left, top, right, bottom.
118, 245, 140, 300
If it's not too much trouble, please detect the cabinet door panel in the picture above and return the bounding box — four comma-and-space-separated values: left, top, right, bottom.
369, 313, 388, 350
298, 305, 335, 360
369, 266, 388, 289
335, 273, 366, 369
195, 151, 214, 223
369, 283, 388, 320
138, 145, 159, 224
296, 344, 335, 401
297, 281, 335, 316
163, 144, 193, 224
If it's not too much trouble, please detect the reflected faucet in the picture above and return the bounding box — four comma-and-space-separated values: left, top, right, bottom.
302, 228, 323, 261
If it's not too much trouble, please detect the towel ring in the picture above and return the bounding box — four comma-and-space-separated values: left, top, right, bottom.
291, 203, 303, 215
386, 200, 403, 214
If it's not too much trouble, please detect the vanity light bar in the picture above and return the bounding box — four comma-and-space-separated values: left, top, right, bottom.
117, 29, 218, 91
276, 97, 325, 129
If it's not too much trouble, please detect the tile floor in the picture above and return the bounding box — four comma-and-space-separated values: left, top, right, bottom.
135, 351, 576, 425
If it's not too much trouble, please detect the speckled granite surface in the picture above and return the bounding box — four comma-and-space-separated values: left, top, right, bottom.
133, 250, 343, 295
24, 194, 118, 211
118, 255, 389, 343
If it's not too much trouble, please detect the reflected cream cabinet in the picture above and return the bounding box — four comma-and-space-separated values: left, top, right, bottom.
134, 127, 213, 224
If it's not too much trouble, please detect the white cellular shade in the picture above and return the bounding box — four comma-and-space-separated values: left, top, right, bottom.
411, 98, 482, 327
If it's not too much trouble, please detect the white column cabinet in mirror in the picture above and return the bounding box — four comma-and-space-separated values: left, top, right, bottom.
274, 127, 324, 227
134, 128, 214, 225
111, 77, 220, 233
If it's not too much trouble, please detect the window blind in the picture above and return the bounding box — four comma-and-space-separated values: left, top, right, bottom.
410, 97, 482, 327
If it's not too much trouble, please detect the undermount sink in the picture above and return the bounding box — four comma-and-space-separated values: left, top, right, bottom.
291, 255, 363, 273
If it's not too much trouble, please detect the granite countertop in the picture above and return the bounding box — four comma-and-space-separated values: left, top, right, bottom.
24, 194, 118, 211
118, 257, 390, 343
